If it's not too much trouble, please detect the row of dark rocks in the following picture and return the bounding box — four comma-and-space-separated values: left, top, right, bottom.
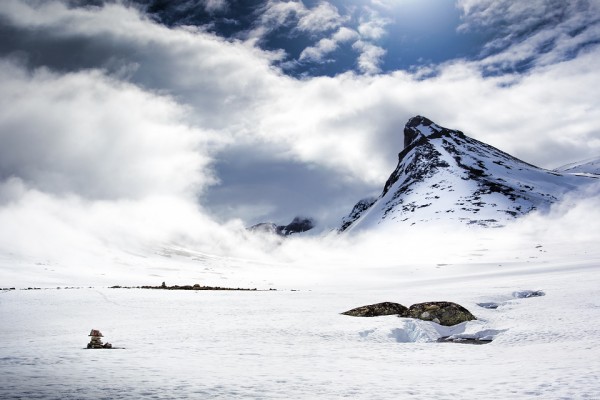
341, 301, 476, 326
110, 282, 260, 291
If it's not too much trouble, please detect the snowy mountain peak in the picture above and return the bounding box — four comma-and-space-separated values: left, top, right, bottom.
404, 115, 443, 148
341, 116, 597, 232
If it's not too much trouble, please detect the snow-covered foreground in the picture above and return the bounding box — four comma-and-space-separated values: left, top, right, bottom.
2, 257, 600, 399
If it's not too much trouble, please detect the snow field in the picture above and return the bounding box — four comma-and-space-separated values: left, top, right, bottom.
2, 258, 600, 399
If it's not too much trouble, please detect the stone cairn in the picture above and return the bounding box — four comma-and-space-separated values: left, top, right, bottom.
87, 329, 112, 349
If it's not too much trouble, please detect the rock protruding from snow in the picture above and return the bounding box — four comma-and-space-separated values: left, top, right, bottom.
340, 116, 597, 231
341, 300, 476, 326
249, 216, 315, 236
280, 216, 315, 235
341, 302, 408, 317
339, 197, 377, 232
404, 115, 442, 148
477, 302, 500, 309
406, 302, 476, 326
512, 290, 545, 299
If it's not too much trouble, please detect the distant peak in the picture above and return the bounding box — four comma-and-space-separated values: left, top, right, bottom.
404, 115, 440, 148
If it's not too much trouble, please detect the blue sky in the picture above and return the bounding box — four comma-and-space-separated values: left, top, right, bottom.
141, 0, 490, 76
137, 0, 596, 77
0, 0, 599, 231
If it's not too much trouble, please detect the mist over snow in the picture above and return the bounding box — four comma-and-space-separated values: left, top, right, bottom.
275, 182, 600, 265
0, 0, 599, 286
1, 176, 599, 288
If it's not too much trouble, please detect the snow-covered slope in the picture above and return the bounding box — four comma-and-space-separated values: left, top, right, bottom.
341, 116, 597, 231
554, 156, 600, 176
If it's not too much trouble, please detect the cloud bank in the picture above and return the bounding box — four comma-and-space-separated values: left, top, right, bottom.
457, 0, 600, 73
0, 61, 212, 200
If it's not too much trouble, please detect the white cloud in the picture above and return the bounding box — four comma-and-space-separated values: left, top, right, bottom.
333, 26, 360, 42
202, 0, 229, 14
248, 1, 391, 74
0, 60, 214, 200
340, 8, 391, 74
299, 37, 337, 62
246, 0, 306, 41
0, 0, 285, 131
357, 10, 391, 40
457, 0, 578, 31
249, 0, 347, 44
299, 27, 358, 62
352, 40, 386, 74
457, 0, 600, 70
297, 2, 345, 34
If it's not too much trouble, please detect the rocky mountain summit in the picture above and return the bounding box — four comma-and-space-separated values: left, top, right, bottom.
340, 116, 597, 231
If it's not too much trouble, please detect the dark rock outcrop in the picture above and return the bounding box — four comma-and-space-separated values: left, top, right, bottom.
249, 216, 315, 236
477, 302, 500, 309
437, 337, 492, 345
341, 302, 408, 317
341, 300, 476, 326
110, 283, 259, 291
280, 216, 315, 235
407, 301, 476, 326
339, 197, 377, 232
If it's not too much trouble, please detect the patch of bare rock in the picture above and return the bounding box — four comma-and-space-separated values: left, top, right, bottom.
342, 301, 476, 326
341, 302, 408, 317
406, 301, 476, 326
